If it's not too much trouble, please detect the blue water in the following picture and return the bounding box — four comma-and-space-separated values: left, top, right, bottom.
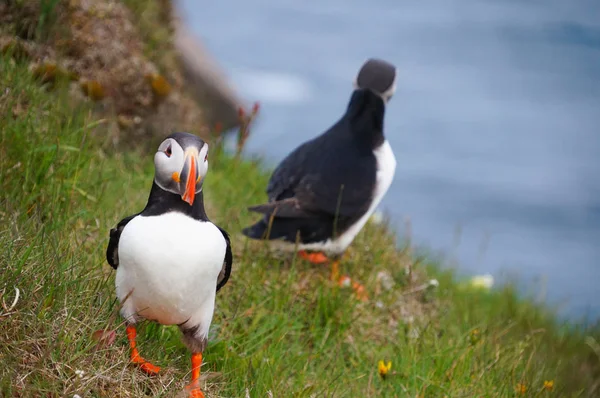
178, 0, 600, 320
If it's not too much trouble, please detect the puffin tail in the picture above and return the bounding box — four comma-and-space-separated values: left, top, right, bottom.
242, 219, 269, 240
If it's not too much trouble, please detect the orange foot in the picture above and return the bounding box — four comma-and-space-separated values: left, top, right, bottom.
186, 383, 205, 398
298, 250, 329, 264
338, 275, 369, 302
127, 325, 161, 376
131, 353, 161, 375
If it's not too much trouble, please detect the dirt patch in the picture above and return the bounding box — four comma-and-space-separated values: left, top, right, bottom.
1, 0, 212, 146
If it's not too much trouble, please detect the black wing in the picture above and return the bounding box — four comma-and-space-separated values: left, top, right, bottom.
261, 91, 381, 219
266, 138, 315, 201
254, 132, 376, 219
106, 214, 139, 270
216, 226, 232, 292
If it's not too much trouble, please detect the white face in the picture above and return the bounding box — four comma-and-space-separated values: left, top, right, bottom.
380, 73, 397, 103
153, 137, 209, 203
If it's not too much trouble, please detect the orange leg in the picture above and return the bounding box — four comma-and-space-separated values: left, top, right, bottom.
185, 352, 204, 398
126, 325, 161, 375
330, 259, 341, 281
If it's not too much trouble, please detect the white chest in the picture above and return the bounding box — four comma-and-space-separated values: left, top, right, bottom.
115, 212, 226, 325
372, 140, 397, 206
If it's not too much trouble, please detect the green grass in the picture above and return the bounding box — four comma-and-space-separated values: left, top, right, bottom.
36, 0, 61, 40
1, 51, 600, 397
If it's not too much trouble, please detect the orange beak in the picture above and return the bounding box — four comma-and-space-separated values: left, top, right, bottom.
181, 148, 199, 206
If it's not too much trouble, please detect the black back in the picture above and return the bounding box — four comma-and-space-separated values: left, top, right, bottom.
243, 89, 386, 245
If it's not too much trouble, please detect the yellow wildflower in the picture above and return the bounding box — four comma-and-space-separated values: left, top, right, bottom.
378, 360, 392, 379
516, 383, 527, 394
146, 73, 171, 98
543, 380, 554, 391
80, 80, 105, 101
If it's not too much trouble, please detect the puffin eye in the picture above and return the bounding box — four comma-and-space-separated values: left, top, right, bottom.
204, 153, 208, 162
164, 145, 172, 157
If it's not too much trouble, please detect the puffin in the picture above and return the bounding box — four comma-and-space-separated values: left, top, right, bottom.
106, 132, 232, 398
242, 58, 397, 298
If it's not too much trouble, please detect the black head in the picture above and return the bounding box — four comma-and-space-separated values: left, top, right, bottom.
354, 58, 397, 103
153, 132, 209, 206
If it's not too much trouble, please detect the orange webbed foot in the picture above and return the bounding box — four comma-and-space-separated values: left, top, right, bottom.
136, 359, 161, 376
186, 384, 205, 398
298, 250, 329, 264
338, 275, 369, 302
352, 280, 369, 302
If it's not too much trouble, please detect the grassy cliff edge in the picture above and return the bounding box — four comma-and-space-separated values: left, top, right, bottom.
1, 2, 599, 397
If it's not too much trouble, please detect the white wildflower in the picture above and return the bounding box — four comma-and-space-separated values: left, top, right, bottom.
469, 274, 494, 290
407, 325, 420, 339
428, 279, 439, 288
339, 275, 352, 287
376, 270, 394, 291
375, 300, 384, 309
73, 395, 82, 398
369, 210, 384, 225
75, 369, 85, 378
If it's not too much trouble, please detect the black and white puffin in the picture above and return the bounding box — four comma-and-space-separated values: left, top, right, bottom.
242, 58, 397, 298
106, 132, 232, 398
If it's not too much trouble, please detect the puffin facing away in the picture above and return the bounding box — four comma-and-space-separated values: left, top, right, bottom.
242, 58, 397, 298
106, 132, 232, 398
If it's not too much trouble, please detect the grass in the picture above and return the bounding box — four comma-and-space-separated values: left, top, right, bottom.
1, 20, 600, 398
36, 0, 61, 40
